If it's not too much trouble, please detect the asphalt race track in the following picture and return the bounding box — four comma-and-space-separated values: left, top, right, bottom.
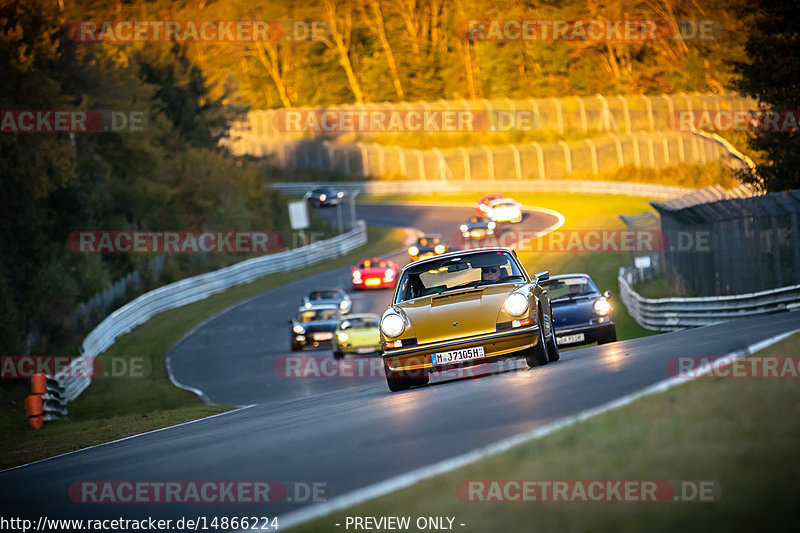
1, 202, 798, 529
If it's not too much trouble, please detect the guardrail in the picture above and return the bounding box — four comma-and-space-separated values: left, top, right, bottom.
618, 267, 800, 331
52, 221, 368, 404
271, 180, 695, 200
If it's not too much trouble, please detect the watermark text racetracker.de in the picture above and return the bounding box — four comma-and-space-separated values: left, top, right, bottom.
67, 231, 285, 254
1, 355, 151, 379
68, 19, 329, 43
670, 109, 800, 133
272, 108, 540, 133
458, 479, 721, 502
456, 19, 718, 42
456, 229, 712, 253
69, 480, 330, 504
667, 356, 800, 379
1, 110, 146, 133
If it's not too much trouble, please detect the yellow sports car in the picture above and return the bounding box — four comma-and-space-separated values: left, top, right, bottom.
380, 248, 559, 391
332, 313, 382, 359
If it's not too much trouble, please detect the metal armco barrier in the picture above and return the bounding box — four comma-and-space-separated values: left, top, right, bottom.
271, 180, 700, 200
51, 221, 368, 405
618, 267, 800, 331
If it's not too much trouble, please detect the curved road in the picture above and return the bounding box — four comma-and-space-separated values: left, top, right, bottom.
1, 202, 798, 530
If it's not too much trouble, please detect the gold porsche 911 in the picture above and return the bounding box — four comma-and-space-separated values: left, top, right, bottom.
380, 247, 560, 391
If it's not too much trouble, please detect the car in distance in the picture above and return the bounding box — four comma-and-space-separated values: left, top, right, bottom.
408, 234, 449, 262
486, 197, 523, 223
380, 248, 559, 391
475, 193, 504, 216
289, 305, 341, 351
332, 313, 382, 359
304, 186, 344, 207
351, 257, 400, 289
460, 215, 496, 241
303, 288, 352, 314
539, 274, 616, 346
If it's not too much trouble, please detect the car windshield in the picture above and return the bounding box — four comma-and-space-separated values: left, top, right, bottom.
299, 309, 339, 322
418, 237, 439, 247
492, 200, 516, 208
543, 277, 600, 300
468, 216, 486, 223
395, 251, 525, 303
360, 260, 388, 269
338, 317, 378, 330
308, 290, 341, 300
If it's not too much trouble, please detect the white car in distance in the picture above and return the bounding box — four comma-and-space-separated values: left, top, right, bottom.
486, 198, 523, 224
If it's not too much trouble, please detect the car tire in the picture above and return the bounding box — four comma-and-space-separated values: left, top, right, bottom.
384, 362, 428, 392
290, 339, 301, 352
525, 308, 549, 368
545, 310, 560, 362
333, 350, 344, 360
598, 328, 618, 345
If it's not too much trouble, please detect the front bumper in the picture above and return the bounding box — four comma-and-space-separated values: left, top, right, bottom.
336, 343, 383, 355
383, 325, 539, 372
293, 332, 335, 347
554, 321, 615, 346
352, 278, 395, 289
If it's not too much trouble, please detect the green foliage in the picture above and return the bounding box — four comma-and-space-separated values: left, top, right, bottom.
0, 0, 292, 354
733, 0, 800, 192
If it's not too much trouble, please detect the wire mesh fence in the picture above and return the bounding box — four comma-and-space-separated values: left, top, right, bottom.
651, 190, 800, 296
227, 93, 755, 179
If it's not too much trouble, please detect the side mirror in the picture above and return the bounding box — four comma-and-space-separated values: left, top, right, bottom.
604, 290, 612, 298
535, 271, 549, 281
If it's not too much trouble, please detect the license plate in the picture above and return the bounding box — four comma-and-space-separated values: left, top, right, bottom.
431, 346, 485, 365
365, 278, 381, 286
356, 347, 375, 354
470, 230, 485, 237
557, 333, 585, 345
313, 332, 333, 341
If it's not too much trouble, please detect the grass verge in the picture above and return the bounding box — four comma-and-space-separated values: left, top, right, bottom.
294, 332, 800, 533
0, 226, 408, 470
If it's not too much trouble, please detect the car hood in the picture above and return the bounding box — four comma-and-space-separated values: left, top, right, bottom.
299, 320, 339, 333
305, 299, 344, 307
550, 297, 596, 327
358, 267, 392, 276
397, 285, 515, 344
340, 328, 380, 345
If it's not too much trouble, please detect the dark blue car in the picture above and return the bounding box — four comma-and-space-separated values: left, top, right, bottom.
540, 274, 617, 346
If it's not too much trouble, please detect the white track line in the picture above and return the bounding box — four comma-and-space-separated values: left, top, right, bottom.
273, 326, 799, 530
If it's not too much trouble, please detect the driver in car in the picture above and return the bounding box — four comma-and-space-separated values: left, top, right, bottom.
480, 265, 502, 282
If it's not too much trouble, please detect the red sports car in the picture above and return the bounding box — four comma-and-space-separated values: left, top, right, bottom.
351, 257, 400, 289
475, 193, 504, 216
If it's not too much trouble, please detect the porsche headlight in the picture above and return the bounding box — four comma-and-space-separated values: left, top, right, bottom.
503, 293, 529, 317
460, 224, 468, 232
594, 299, 612, 315
304, 301, 312, 308
352, 271, 361, 280
293, 324, 305, 334
319, 194, 327, 201
339, 300, 349, 310
384, 269, 394, 279
408, 246, 419, 256
337, 332, 349, 342
381, 313, 405, 338
488, 221, 496, 229
337, 191, 344, 198
434, 244, 446, 254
